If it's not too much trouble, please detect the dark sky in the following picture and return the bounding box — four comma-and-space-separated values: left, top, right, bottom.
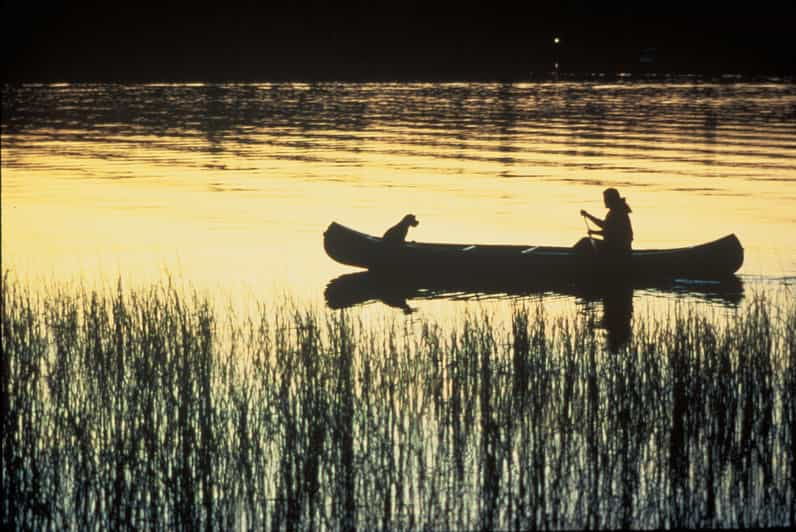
3, 1, 794, 81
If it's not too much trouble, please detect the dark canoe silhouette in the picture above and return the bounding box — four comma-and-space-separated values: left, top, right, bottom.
324, 222, 744, 281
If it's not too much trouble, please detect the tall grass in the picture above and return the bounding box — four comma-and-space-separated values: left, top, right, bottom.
2, 273, 794, 530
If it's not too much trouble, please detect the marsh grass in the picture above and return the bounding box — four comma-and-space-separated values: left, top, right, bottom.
2, 272, 794, 530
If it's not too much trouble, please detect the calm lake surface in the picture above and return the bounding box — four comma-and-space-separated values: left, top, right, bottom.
2, 82, 795, 311
3, 82, 795, 529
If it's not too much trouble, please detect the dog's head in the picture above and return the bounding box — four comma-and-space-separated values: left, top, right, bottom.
402, 214, 419, 227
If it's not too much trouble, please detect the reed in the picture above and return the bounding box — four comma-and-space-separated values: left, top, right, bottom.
2, 272, 794, 530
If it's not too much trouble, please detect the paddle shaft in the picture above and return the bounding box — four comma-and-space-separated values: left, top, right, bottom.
582, 214, 597, 250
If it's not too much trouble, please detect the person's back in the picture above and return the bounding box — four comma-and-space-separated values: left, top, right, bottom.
603, 202, 633, 254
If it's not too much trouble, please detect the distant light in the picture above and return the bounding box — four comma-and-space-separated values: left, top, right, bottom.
554, 37, 560, 44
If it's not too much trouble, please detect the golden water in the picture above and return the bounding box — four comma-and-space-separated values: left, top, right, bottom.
2, 82, 794, 308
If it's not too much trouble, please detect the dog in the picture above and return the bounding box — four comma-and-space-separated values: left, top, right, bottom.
382, 214, 419, 244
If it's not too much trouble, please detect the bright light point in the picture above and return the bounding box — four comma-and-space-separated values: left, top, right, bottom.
554, 37, 560, 44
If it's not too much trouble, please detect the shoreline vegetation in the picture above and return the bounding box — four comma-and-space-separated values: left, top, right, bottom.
2, 272, 795, 530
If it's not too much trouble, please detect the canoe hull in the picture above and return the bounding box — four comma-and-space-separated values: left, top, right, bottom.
323, 222, 743, 281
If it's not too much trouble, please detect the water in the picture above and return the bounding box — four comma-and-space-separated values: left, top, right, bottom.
3, 83, 794, 302
3, 81, 795, 529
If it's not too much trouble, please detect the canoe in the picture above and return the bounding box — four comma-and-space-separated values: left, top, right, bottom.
323, 222, 744, 281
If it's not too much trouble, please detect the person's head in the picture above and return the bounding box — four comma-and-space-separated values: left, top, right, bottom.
603, 188, 625, 210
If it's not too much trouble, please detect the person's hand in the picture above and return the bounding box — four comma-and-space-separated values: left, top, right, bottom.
580, 209, 588, 217
588, 229, 596, 235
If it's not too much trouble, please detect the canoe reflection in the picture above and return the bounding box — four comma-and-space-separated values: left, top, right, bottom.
324, 272, 744, 350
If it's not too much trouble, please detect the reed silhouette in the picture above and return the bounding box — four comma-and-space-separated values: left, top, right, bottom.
3, 273, 793, 530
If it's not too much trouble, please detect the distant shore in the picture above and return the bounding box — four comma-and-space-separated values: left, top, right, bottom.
4, 71, 795, 85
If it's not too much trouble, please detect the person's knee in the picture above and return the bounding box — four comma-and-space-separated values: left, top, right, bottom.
573, 237, 590, 250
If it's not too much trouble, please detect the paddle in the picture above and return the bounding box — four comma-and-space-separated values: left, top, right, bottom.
582, 213, 597, 251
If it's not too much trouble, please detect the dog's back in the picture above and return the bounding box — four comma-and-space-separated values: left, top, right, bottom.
382, 214, 419, 244
382, 224, 408, 244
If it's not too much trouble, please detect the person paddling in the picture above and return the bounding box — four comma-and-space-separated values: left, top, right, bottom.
580, 188, 633, 258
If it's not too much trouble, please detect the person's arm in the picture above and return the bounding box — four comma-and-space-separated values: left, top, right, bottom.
580, 210, 605, 228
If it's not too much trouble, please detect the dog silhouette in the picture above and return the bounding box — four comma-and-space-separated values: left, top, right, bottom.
382, 214, 419, 244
